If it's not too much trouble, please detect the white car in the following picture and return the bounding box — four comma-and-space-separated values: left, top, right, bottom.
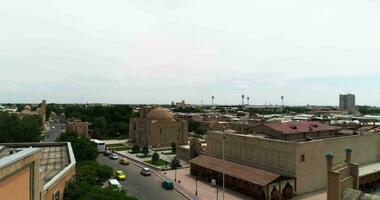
108, 179, 123, 191
109, 153, 118, 160
140, 167, 151, 176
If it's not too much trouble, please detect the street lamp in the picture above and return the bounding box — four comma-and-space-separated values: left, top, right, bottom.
175, 166, 177, 182
174, 156, 178, 182
222, 132, 226, 200
195, 177, 198, 195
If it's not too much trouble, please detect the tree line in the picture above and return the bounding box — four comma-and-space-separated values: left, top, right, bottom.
47, 104, 137, 139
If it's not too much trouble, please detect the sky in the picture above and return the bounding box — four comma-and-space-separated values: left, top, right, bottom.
1, 0, 380, 106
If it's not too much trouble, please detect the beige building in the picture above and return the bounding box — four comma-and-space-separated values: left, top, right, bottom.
12, 100, 47, 130
200, 123, 380, 199
0, 142, 76, 200
129, 107, 188, 147
66, 119, 90, 138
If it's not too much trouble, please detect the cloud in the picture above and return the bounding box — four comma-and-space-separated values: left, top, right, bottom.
1, 0, 380, 105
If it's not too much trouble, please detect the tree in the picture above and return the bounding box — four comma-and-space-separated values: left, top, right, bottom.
171, 157, 181, 169
76, 161, 113, 185
0, 112, 43, 143
142, 146, 149, 156
132, 145, 140, 153
171, 142, 176, 153
188, 120, 204, 135
56, 131, 98, 162
152, 152, 160, 163
47, 104, 137, 139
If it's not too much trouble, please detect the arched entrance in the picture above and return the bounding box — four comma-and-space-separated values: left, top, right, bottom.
271, 187, 280, 200
282, 183, 295, 200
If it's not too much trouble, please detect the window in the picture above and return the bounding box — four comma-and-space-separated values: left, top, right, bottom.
300, 154, 305, 162
52, 191, 60, 200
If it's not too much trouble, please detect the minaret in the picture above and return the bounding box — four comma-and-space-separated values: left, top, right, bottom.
212, 96, 215, 106
241, 94, 245, 105
247, 96, 250, 105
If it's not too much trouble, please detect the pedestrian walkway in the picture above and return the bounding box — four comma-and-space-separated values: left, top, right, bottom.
162, 168, 253, 200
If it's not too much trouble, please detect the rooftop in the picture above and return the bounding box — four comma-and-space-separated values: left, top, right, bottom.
0, 142, 75, 185
359, 162, 380, 177
190, 154, 280, 186
264, 121, 340, 135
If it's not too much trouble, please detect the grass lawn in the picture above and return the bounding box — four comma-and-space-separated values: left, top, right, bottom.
111, 146, 131, 151
106, 143, 127, 148
161, 151, 176, 155
136, 154, 152, 158
144, 159, 168, 167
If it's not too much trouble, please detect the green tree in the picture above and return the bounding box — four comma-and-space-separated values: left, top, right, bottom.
56, 131, 98, 162
76, 161, 113, 185
171, 157, 181, 169
152, 152, 160, 163
0, 112, 43, 143
132, 145, 140, 153
171, 142, 176, 153
142, 146, 149, 156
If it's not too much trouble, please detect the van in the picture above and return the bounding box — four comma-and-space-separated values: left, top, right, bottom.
108, 179, 123, 191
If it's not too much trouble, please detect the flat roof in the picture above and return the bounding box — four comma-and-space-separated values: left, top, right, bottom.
359, 162, 380, 177
190, 154, 280, 186
0, 143, 74, 185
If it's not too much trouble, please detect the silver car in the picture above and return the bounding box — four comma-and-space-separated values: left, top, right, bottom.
109, 153, 118, 160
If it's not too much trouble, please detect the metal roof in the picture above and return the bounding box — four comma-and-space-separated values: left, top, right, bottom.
190, 154, 280, 186
263, 121, 340, 135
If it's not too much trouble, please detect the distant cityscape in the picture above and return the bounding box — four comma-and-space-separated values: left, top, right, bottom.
1, 92, 380, 200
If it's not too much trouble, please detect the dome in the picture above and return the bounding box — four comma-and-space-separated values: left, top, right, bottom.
23, 105, 32, 112
147, 107, 174, 120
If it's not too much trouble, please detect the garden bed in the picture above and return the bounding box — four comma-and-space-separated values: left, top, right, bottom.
136, 154, 152, 158
144, 159, 168, 166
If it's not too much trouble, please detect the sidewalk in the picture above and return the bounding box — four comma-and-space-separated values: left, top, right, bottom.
163, 168, 254, 200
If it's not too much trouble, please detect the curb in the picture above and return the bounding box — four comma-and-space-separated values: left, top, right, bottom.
114, 151, 196, 200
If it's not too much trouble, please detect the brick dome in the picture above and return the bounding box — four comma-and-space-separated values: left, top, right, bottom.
147, 107, 174, 120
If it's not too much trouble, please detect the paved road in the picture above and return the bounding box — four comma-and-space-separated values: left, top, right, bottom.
44, 122, 64, 142
97, 155, 187, 200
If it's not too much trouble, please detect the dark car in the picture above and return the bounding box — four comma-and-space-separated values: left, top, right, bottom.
162, 180, 174, 190
103, 150, 111, 156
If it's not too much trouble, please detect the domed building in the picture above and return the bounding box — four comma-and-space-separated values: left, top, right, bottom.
129, 107, 188, 147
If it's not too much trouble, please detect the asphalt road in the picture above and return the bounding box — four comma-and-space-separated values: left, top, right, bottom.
44, 122, 64, 142
97, 155, 187, 200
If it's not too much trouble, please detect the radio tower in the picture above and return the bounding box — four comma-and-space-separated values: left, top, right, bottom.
247, 96, 250, 105
212, 96, 215, 106
241, 94, 245, 105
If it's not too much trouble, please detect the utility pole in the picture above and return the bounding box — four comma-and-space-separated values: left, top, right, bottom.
222, 132, 226, 200
195, 177, 198, 195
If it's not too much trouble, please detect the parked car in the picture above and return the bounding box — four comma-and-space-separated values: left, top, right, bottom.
119, 159, 129, 165
108, 179, 123, 191
114, 170, 126, 181
140, 167, 151, 176
109, 153, 118, 160
161, 180, 174, 190
103, 150, 111, 156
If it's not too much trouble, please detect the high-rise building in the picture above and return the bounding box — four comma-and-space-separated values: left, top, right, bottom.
339, 94, 355, 112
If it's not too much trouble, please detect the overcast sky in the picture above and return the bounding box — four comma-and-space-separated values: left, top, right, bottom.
1, 0, 380, 105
